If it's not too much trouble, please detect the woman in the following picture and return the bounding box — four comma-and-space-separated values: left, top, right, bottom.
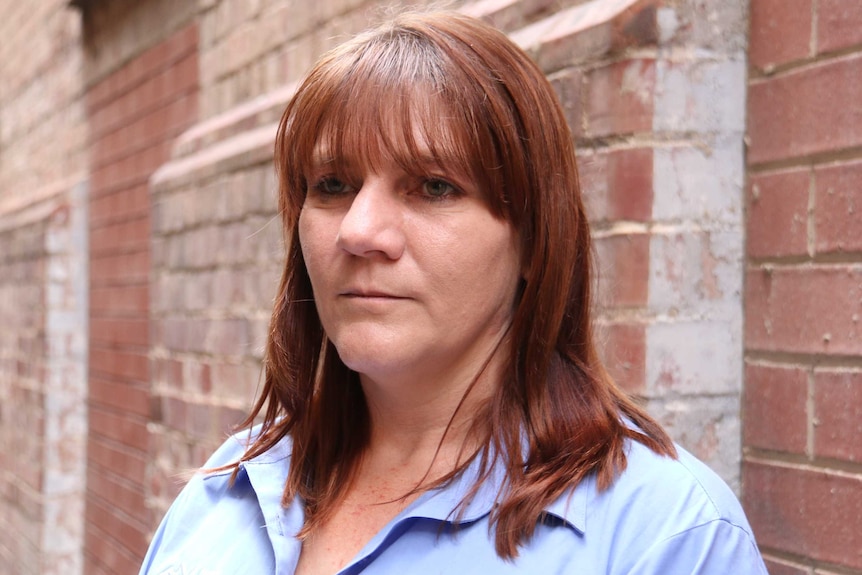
140, 11, 767, 575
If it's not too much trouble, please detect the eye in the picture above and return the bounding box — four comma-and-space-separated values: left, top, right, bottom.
313, 176, 353, 195
422, 178, 458, 200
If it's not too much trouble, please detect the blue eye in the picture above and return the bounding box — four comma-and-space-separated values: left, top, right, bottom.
422, 178, 457, 199
314, 177, 352, 195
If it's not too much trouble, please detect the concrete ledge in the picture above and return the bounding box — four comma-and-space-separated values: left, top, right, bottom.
510, 0, 660, 72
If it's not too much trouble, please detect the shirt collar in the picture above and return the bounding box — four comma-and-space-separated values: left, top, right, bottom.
209, 432, 590, 535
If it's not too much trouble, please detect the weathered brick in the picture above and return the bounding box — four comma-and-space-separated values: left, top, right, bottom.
763, 557, 812, 575
817, 0, 862, 54
594, 232, 650, 309
646, 395, 742, 487
749, 0, 812, 70
747, 168, 810, 258
549, 68, 583, 139
511, 0, 661, 73
649, 230, 739, 312
579, 147, 654, 223
745, 265, 862, 355
814, 159, 862, 255
652, 138, 743, 225
646, 319, 741, 397
743, 363, 808, 454
596, 322, 646, 394
743, 461, 862, 569
814, 370, 862, 463
748, 54, 862, 165
584, 58, 655, 138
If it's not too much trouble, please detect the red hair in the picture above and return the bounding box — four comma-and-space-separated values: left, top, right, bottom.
237, 10, 675, 558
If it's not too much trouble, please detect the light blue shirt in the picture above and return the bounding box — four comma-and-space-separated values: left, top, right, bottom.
140, 428, 768, 574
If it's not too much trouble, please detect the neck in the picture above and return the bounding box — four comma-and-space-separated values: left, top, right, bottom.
357, 336, 507, 473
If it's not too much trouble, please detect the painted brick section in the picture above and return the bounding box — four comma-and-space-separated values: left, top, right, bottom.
84, 21, 199, 573
0, 217, 49, 575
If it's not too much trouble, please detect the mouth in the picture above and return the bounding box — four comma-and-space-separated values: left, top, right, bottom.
340, 289, 408, 299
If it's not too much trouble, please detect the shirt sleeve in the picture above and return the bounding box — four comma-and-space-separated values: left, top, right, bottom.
623, 518, 769, 575
137, 477, 198, 575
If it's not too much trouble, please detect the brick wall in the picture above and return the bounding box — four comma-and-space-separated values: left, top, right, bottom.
0, 1, 88, 573
744, 0, 862, 573
83, 11, 199, 573
0, 170, 88, 575
0, 211, 51, 575
494, 0, 749, 485
5, 0, 860, 572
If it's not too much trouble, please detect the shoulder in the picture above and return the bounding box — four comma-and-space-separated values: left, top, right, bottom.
139, 425, 295, 574
545, 438, 767, 574
618, 440, 749, 524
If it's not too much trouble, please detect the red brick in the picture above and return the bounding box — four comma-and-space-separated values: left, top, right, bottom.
814, 160, 862, 254
84, 500, 148, 570
581, 147, 654, 223
817, 0, 862, 54
87, 467, 147, 521
153, 357, 184, 390
747, 169, 810, 258
594, 233, 650, 308
89, 284, 149, 317
90, 250, 150, 286
814, 370, 862, 462
763, 556, 812, 575
89, 377, 149, 418
749, 0, 813, 70
88, 436, 147, 483
89, 348, 149, 382
597, 322, 646, 394
745, 265, 862, 355
743, 461, 862, 569
748, 55, 862, 165
90, 216, 151, 257
160, 395, 188, 431
743, 363, 808, 453
585, 58, 655, 138
550, 69, 583, 138
88, 404, 150, 453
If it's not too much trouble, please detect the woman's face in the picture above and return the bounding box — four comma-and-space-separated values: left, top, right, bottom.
298, 142, 522, 388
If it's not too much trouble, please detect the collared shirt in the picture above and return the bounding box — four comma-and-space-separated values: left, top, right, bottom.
139, 428, 768, 575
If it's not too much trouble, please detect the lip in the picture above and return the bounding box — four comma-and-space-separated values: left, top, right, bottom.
340, 289, 409, 299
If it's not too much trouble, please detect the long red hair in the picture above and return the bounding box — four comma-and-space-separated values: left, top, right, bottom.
236, 10, 675, 558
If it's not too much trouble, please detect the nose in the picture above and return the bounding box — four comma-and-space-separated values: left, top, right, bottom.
336, 176, 405, 260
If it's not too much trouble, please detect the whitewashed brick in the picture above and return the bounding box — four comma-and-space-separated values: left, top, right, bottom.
653, 56, 746, 134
